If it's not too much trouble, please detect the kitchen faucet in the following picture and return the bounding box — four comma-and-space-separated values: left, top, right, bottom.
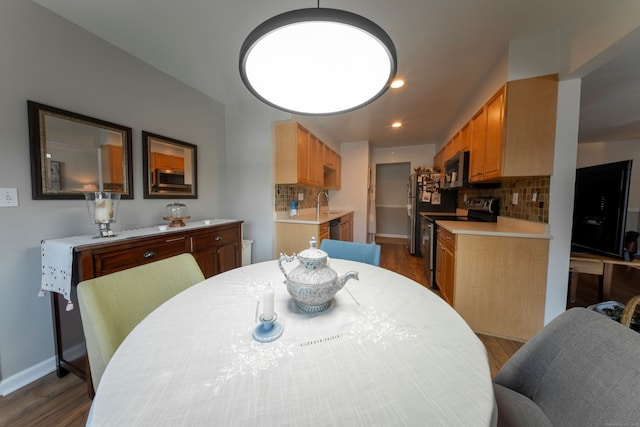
317, 191, 329, 216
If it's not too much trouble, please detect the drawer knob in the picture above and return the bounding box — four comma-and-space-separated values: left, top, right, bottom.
143, 251, 156, 259
215, 236, 222, 241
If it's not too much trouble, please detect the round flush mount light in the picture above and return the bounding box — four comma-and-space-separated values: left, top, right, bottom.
239, 8, 397, 115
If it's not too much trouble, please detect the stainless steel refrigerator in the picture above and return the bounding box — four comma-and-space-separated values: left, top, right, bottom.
407, 173, 456, 255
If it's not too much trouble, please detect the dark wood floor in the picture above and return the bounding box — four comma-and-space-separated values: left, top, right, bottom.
2, 239, 638, 426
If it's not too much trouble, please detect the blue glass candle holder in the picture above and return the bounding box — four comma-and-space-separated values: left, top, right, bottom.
253, 312, 283, 343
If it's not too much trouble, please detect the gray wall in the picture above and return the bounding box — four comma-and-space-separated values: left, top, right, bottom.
0, 0, 228, 392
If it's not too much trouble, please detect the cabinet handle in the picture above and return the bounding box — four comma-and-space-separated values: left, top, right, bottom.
143, 251, 156, 259
215, 236, 222, 241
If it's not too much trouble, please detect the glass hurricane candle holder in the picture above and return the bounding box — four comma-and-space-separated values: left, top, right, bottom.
85, 192, 121, 238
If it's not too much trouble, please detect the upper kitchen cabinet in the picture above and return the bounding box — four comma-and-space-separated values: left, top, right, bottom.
275, 121, 341, 188
323, 144, 341, 189
469, 74, 558, 182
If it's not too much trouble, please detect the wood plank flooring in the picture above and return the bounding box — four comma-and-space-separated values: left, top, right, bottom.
4, 238, 636, 426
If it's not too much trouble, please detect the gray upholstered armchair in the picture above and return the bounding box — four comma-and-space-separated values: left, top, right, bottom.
493, 307, 640, 426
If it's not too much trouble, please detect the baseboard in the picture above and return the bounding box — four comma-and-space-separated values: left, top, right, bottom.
0, 357, 56, 396
376, 233, 408, 239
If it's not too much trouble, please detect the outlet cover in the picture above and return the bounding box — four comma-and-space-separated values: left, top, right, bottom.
0, 188, 19, 207
512, 192, 518, 205
298, 193, 304, 201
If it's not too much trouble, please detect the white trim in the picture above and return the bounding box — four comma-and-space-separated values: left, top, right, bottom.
376, 233, 407, 239
0, 357, 56, 396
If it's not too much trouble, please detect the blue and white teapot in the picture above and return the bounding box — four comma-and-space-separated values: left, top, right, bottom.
278, 238, 359, 312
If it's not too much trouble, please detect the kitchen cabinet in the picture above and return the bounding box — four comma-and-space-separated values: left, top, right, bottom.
323, 145, 341, 189
276, 221, 329, 255
151, 152, 185, 171
100, 145, 123, 186
275, 122, 340, 188
308, 135, 323, 186
469, 107, 487, 182
439, 225, 549, 341
339, 213, 354, 241
49, 221, 243, 396
435, 227, 455, 305
469, 74, 558, 182
459, 121, 471, 152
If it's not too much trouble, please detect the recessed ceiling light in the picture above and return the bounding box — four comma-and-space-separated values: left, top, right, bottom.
390, 79, 405, 89
392, 122, 402, 128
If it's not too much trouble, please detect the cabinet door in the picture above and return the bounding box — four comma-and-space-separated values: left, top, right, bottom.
469, 108, 487, 182
296, 126, 310, 185
216, 241, 240, 274
308, 135, 322, 186
441, 243, 455, 305
483, 86, 505, 180
459, 121, 471, 153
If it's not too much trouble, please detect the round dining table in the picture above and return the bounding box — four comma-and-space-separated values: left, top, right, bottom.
88, 259, 497, 426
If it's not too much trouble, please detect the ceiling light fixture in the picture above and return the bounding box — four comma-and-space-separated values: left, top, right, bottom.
390, 79, 405, 89
392, 122, 402, 128
239, 5, 397, 115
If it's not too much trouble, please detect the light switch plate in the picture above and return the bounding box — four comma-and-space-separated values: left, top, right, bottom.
512, 192, 518, 205
298, 193, 304, 201
0, 188, 19, 207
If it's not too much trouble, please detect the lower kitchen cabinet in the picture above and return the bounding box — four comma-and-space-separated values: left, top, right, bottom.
438, 229, 549, 342
339, 213, 353, 242
435, 227, 455, 305
49, 221, 243, 397
276, 222, 329, 255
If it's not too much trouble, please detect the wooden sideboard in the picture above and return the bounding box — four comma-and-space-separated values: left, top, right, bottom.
49, 221, 243, 396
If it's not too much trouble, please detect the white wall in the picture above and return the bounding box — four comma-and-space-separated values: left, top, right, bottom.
0, 0, 227, 394
329, 141, 370, 243
224, 102, 290, 262
545, 79, 581, 324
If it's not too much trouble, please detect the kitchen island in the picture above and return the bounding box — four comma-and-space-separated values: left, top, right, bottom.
275, 209, 354, 255
435, 217, 550, 341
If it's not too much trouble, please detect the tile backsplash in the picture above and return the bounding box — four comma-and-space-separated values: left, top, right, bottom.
276, 177, 550, 223
275, 184, 328, 212
458, 176, 550, 223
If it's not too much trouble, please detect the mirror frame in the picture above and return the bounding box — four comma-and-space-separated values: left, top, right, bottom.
142, 131, 198, 199
28, 101, 134, 200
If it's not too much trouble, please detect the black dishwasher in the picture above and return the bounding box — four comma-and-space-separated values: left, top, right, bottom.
329, 218, 341, 240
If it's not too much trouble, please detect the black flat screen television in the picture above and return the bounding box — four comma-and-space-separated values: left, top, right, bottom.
571, 160, 632, 259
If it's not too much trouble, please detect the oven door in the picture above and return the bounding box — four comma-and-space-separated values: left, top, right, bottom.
420, 218, 435, 287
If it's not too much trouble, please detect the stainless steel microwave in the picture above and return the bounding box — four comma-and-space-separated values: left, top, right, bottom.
153, 169, 192, 192
442, 151, 469, 189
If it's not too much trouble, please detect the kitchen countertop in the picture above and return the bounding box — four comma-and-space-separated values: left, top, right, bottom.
437, 216, 550, 239
274, 209, 354, 224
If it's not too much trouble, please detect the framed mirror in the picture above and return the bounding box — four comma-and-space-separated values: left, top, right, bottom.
28, 101, 134, 199
142, 131, 198, 199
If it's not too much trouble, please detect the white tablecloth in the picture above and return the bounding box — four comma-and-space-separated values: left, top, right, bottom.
89, 259, 497, 426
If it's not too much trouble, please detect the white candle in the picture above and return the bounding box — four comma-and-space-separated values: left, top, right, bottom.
263, 285, 274, 321
94, 199, 112, 222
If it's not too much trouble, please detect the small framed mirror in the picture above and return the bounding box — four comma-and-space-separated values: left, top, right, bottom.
142, 131, 198, 199
28, 101, 134, 199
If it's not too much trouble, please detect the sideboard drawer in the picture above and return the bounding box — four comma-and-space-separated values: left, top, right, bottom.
191, 227, 238, 251
93, 236, 189, 275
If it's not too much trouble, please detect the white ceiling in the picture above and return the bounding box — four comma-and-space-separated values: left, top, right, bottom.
32, 0, 640, 147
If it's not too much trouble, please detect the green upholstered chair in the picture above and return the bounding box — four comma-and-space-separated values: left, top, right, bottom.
319, 239, 381, 266
77, 253, 205, 392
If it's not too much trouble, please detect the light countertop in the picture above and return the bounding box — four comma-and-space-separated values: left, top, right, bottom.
437, 216, 550, 239
275, 208, 354, 224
